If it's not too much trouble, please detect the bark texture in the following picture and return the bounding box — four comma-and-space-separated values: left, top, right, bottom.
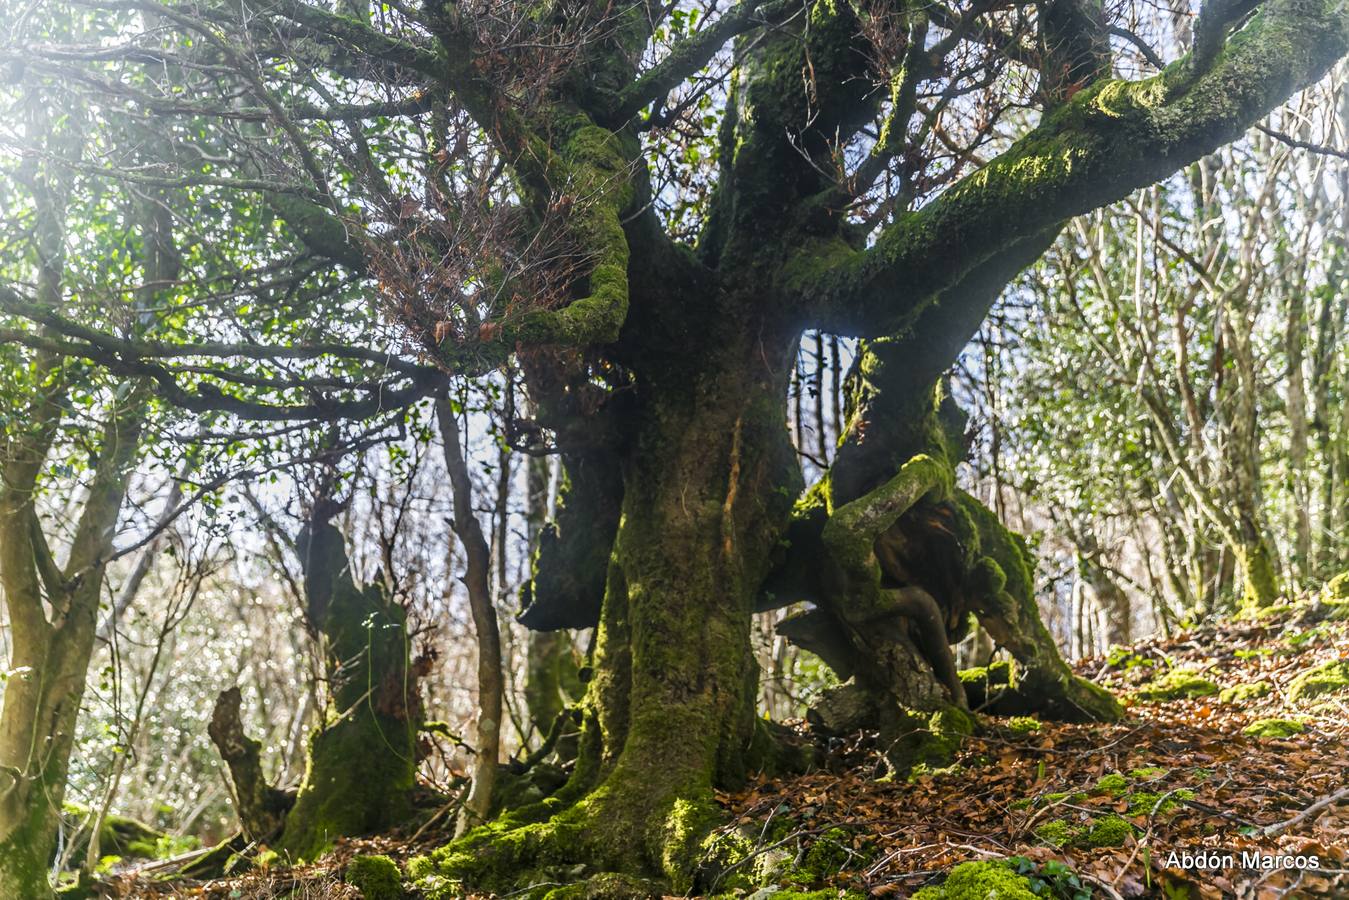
268, 512, 420, 861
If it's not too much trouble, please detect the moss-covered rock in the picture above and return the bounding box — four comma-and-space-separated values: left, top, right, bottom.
911, 860, 1038, 899
1242, 718, 1306, 738
1288, 659, 1349, 703
1218, 681, 1272, 703
1133, 668, 1219, 701
1092, 773, 1128, 797
345, 854, 404, 900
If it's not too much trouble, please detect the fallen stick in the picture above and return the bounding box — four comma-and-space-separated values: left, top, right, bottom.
1262, 785, 1349, 837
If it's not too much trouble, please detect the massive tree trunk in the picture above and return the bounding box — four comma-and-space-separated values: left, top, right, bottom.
426, 330, 801, 893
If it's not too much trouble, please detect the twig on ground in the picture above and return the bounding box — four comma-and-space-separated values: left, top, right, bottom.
1261, 785, 1349, 837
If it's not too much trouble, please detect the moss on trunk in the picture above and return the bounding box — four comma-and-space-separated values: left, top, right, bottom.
767, 341, 1121, 726
413, 336, 801, 895
275, 517, 419, 861
0, 803, 58, 899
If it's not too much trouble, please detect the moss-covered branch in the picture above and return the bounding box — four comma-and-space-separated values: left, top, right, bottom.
797, 0, 1349, 334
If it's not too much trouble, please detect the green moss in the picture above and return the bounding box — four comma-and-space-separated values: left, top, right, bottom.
58, 802, 166, 862
910, 860, 1039, 899
1093, 773, 1128, 796
1218, 681, 1272, 703
1005, 716, 1041, 734
540, 873, 665, 898
1129, 766, 1167, 779
885, 705, 975, 776
1242, 718, 1306, 738
1133, 668, 1219, 701
1034, 814, 1132, 849
1084, 816, 1134, 848
959, 659, 1020, 714
790, 828, 852, 884
1288, 659, 1349, 703
345, 854, 404, 900
1127, 789, 1194, 816
1105, 647, 1157, 671
1032, 819, 1081, 848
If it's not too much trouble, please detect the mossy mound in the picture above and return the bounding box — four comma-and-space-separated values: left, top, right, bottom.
1032, 819, 1079, 848
58, 802, 169, 862
1242, 718, 1306, 738
1319, 573, 1349, 615
1288, 659, 1349, 703
1092, 773, 1128, 797
345, 854, 404, 900
885, 705, 976, 776
1218, 681, 1272, 703
1084, 816, 1134, 847
1128, 766, 1167, 779
911, 860, 1038, 899
1031, 815, 1132, 849
1127, 789, 1194, 816
1005, 716, 1041, 734
1133, 668, 1219, 701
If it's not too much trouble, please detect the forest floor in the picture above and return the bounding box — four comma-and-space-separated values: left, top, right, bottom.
107, 599, 1349, 899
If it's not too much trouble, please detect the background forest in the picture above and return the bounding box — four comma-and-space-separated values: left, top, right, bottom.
1, 0, 1347, 897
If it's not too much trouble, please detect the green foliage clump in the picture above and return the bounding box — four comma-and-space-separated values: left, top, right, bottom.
345, 854, 404, 900
1133, 668, 1219, 701
1218, 681, 1272, 703
1288, 659, 1349, 703
911, 860, 1039, 900
1242, 718, 1305, 738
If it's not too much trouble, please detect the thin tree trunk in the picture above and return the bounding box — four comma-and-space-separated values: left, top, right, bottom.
436, 398, 502, 837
